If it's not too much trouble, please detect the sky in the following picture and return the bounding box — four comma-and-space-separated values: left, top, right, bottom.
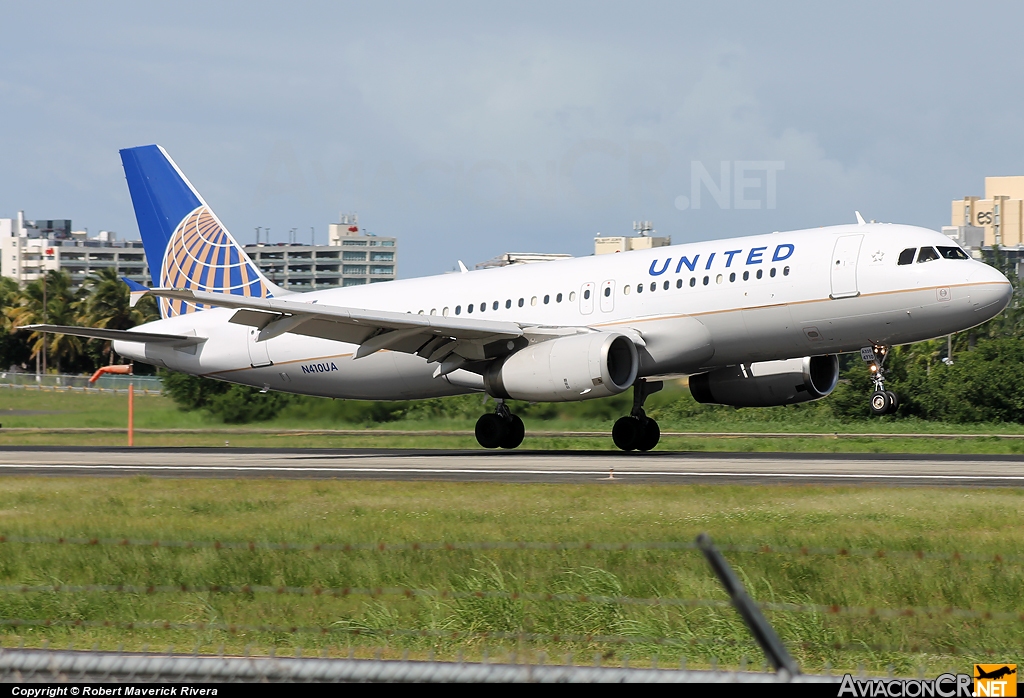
2, 1, 1023, 278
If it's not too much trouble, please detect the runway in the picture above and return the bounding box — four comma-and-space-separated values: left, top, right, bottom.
0, 447, 1020, 486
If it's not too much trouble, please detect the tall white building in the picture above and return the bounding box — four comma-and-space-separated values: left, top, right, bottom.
0, 212, 150, 286
243, 214, 397, 291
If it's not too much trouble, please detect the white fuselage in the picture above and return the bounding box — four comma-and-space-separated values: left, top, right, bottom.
114, 223, 1012, 400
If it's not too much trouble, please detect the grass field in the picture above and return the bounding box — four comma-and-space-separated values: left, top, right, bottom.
0, 477, 1018, 676
6, 386, 1024, 453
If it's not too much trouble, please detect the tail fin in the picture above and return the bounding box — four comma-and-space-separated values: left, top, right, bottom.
119, 145, 283, 318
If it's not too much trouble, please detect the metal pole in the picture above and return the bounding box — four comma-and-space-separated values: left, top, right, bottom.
128, 383, 134, 447
696, 533, 800, 676
41, 272, 47, 376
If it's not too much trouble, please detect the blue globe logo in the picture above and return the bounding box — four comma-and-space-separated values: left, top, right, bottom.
159, 206, 270, 317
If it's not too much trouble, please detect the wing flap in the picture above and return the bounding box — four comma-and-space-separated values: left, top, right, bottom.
148, 288, 523, 340
145, 288, 524, 361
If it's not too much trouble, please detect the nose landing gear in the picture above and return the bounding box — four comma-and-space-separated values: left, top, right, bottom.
475, 400, 525, 449
861, 345, 899, 415
612, 379, 663, 452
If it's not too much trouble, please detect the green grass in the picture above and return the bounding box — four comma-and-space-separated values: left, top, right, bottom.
6, 387, 1024, 453
0, 477, 1018, 676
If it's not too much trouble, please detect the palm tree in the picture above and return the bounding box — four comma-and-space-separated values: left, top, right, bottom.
76, 268, 160, 364
6, 270, 84, 373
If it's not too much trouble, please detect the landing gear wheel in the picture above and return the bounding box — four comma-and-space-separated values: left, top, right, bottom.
869, 391, 891, 416
475, 413, 507, 449
635, 418, 661, 452
612, 416, 641, 451
500, 414, 525, 449
885, 391, 900, 414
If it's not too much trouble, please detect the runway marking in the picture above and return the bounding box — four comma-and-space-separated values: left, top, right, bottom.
0, 464, 1022, 481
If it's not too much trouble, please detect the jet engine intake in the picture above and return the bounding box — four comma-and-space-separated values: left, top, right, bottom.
484, 332, 638, 402
689, 355, 839, 408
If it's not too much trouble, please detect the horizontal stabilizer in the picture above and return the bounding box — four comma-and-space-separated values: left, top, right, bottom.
18, 324, 204, 347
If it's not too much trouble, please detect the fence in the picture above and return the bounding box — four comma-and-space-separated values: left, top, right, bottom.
0, 533, 1011, 682
0, 372, 162, 394
0, 647, 840, 683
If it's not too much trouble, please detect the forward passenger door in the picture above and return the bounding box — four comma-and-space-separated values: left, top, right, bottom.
830, 235, 863, 299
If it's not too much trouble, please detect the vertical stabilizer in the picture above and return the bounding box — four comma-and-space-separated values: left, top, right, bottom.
120, 145, 283, 317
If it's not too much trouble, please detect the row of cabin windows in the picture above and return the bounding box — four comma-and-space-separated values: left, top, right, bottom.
625, 266, 790, 295
897, 246, 970, 265
412, 265, 791, 315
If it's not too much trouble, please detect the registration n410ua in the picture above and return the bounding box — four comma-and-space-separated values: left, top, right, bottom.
24, 145, 1013, 451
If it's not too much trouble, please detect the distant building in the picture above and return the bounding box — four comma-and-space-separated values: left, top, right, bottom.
0, 211, 149, 286
595, 221, 671, 255
945, 177, 1024, 274
243, 214, 396, 291
474, 252, 573, 270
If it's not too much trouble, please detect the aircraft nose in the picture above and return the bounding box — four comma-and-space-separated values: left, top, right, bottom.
967, 264, 1013, 317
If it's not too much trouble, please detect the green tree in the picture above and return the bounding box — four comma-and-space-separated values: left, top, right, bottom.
5, 270, 84, 373
76, 268, 159, 365
0, 277, 31, 371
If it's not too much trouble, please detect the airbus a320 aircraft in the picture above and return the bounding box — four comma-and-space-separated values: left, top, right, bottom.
25, 145, 1013, 451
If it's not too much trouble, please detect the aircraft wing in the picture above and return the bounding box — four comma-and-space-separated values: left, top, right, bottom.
144, 288, 532, 369
18, 324, 204, 347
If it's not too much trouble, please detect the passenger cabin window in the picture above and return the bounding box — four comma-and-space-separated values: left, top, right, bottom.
917, 247, 940, 263
583, 289, 591, 300
938, 246, 970, 260
897, 248, 917, 265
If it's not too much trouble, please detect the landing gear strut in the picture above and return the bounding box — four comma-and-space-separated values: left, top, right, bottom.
861, 345, 899, 416
475, 400, 525, 449
612, 379, 663, 452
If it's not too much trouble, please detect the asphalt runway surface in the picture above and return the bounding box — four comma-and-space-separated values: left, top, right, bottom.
0, 447, 1020, 486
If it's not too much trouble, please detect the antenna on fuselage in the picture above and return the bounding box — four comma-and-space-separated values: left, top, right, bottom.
855, 211, 866, 226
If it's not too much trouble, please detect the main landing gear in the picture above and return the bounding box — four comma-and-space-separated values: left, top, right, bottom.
861, 345, 900, 416
475, 400, 525, 449
612, 379, 663, 452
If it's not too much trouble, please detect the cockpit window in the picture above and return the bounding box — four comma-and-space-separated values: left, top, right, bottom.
917, 247, 940, 263
937, 246, 970, 260
897, 248, 916, 265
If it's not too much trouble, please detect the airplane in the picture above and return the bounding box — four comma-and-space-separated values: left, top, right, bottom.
23, 145, 1013, 451
976, 666, 1017, 681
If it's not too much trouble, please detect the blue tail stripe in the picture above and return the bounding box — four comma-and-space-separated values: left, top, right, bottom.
120, 144, 275, 318
120, 146, 201, 288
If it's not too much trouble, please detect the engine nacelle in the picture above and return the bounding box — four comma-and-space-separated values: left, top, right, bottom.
689, 355, 839, 408
484, 332, 638, 402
